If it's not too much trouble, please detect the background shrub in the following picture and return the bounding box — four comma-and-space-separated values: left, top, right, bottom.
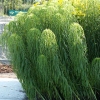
70, 0, 100, 62
3, 0, 23, 13
3, 0, 32, 14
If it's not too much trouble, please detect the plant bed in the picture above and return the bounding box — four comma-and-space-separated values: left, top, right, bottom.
0, 63, 13, 73
0, 63, 17, 78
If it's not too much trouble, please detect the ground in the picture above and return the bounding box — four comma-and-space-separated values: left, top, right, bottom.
0, 63, 13, 73
0, 63, 17, 78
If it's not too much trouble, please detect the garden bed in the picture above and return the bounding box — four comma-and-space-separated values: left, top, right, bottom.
0, 63, 13, 73
0, 63, 17, 78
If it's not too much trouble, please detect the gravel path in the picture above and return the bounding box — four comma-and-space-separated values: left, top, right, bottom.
0, 73, 17, 78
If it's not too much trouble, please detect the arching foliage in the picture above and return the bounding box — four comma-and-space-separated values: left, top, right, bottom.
2, 0, 100, 100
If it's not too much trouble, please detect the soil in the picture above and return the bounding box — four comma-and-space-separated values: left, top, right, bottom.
0, 63, 13, 73
0, 63, 17, 78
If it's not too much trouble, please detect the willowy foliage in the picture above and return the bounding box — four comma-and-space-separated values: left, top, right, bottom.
70, 0, 100, 62
89, 58, 100, 89
1, 0, 100, 100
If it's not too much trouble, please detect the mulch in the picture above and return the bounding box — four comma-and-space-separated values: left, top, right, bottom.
0, 63, 13, 73
0, 63, 17, 78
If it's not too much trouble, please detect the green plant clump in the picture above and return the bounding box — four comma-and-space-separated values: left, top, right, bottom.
2, 0, 100, 100
3, 0, 23, 14
70, 0, 100, 62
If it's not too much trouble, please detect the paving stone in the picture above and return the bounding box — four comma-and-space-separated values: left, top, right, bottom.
0, 78, 28, 100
